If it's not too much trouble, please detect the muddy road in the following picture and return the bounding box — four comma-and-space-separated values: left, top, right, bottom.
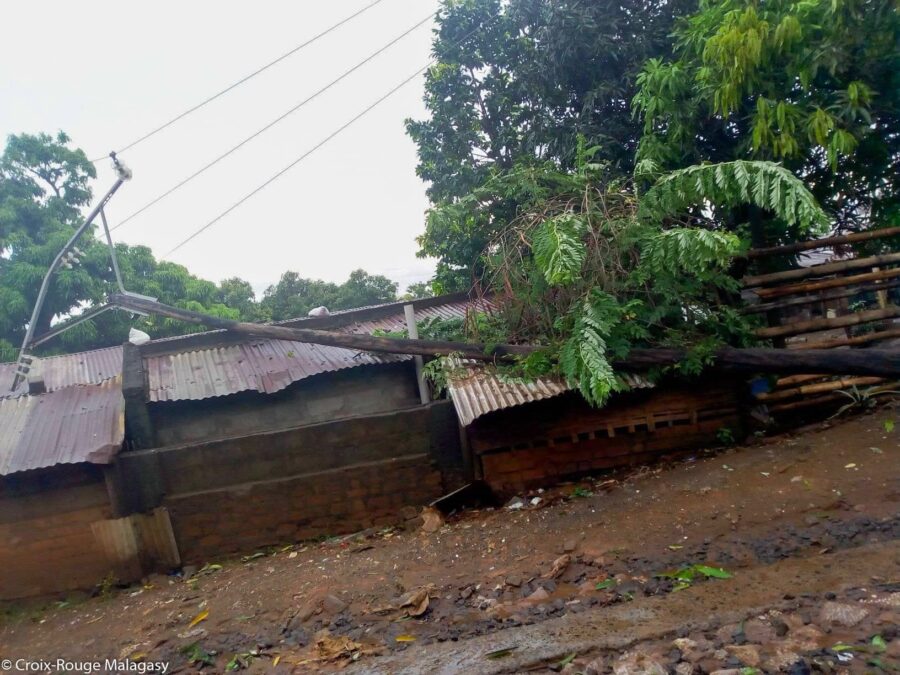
1, 408, 898, 673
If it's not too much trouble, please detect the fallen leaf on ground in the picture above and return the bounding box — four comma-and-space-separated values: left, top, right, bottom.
398, 587, 431, 617
395, 635, 416, 642
420, 506, 445, 533
544, 554, 571, 579
188, 609, 209, 628
315, 631, 363, 661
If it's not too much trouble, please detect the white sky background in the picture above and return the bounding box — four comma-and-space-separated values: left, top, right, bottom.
0, 0, 440, 296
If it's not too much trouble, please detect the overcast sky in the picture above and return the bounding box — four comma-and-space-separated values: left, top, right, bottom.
0, 0, 440, 296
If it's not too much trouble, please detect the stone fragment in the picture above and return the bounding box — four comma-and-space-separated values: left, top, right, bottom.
725, 645, 760, 667
322, 593, 348, 615
612, 652, 667, 675
819, 601, 869, 627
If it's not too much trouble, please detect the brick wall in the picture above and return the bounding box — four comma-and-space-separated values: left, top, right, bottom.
167, 455, 442, 562
0, 466, 116, 599
470, 381, 742, 494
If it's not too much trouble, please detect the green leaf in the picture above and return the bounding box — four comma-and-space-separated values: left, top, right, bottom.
871, 635, 887, 652
595, 579, 617, 590
694, 565, 732, 579
532, 214, 587, 286
485, 646, 518, 659
559, 653, 577, 668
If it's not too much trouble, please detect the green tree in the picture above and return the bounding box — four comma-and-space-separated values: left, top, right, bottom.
406, 0, 694, 287
402, 281, 435, 301
261, 269, 398, 321
633, 0, 900, 242
0, 131, 101, 358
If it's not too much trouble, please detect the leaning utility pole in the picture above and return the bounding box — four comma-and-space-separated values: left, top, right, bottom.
11, 154, 132, 392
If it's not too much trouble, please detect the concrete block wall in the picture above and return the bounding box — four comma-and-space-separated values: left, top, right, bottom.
149, 363, 420, 448
114, 401, 462, 563
167, 455, 442, 562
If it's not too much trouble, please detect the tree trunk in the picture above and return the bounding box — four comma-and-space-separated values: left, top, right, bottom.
110, 294, 900, 378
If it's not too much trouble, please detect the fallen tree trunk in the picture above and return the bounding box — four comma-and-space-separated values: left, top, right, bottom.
109, 294, 900, 377
616, 347, 900, 377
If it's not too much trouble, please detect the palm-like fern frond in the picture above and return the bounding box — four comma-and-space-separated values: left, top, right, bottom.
531, 214, 588, 286
640, 160, 829, 233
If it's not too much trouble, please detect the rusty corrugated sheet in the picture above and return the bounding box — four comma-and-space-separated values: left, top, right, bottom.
0, 377, 125, 476
143, 298, 491, 403
0, 346, 123, 397
337, 299, 494, 335
0, 296, 492, 404
447, 362, 654, 426
144, 340, 408, 402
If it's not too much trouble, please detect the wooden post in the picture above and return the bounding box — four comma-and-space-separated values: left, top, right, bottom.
745, 226, 900, 259
404, 304, 430, 405
743, 252, 900, 287
754, 305, 900, 339
754, 267, 900, 300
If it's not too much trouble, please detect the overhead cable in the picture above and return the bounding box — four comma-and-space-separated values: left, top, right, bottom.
91, 0, 389, 161
112, 9, 436, 232
165, 61, 435, 257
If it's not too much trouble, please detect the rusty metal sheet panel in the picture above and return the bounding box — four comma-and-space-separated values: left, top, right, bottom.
0, 346, 123, 397
338, 298, 495, 335
447, 362, 654, 426
144, 340, 407, 402
143, 298, 492, 402
0, 377, 125, 476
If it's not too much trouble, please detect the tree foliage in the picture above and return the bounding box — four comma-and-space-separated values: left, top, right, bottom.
260, 269, 398, 321
443, 154, 828, 405
406, 0, 695, 287
633, 0, 900, 236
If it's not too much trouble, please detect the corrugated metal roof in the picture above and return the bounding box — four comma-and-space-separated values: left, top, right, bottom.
0, 296, 493, 404
336, 299, 494, 335
0, 346, 122, 397
0, 377, 125, 476
447, 361, 654, 426
145, 340, 407, 402
143, 297, 491, 403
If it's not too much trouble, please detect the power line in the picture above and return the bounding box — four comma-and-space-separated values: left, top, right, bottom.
91, 0, 388, 162
165, 61, 435, 257
112, 9, 436, 232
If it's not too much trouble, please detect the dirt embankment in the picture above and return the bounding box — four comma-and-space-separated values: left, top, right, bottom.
1, 408, 897, 673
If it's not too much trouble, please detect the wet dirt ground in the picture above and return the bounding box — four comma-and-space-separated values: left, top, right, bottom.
1, 407, 898, 673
